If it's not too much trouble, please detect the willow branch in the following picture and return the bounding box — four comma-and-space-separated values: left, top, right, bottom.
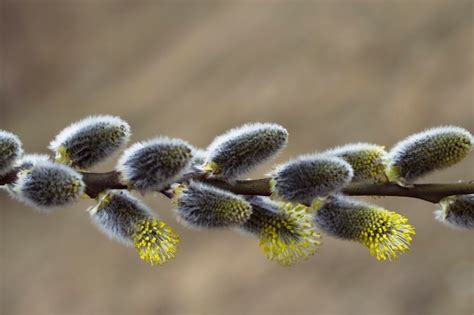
1, 168, 473, 204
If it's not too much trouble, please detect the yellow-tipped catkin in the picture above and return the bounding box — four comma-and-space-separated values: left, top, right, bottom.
314, 195, 415, 261
386, 126, 473, 185
323, 143, 387, 182
241, 196, 321, 266
434, 194, 474, 229
89, 190, 179, 266
132, 218, 179, 266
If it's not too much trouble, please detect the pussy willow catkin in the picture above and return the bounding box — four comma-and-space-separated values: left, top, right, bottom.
117, 137, 193, 191
434, 194, 474, 229
313, 194, 415, 261
89, 190, 179, 265
174, 181, 252, 229
270, 154, 353, 204
49, 115, 131, 169
11, 160, 85, 211
386, 126, 473, 185
205, 123, 288, 179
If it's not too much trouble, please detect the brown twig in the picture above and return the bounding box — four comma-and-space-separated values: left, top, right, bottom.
1, 168, 473, 203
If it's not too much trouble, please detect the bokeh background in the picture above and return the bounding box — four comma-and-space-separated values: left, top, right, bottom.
1, 1, 473, 315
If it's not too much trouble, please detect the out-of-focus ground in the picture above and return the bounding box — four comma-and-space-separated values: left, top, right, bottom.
1, 1, 473, 315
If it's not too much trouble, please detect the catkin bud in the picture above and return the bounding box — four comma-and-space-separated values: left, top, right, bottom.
434, 194, 474, 229
270, 155, 353, 204
12, 160, 85, 211
240, 196, 321, 266
174, 182, 252, 228
204, 123, 288, 178
116, 137, 193, 192
323, 143, 387, 182
386, 126, 473, 185
0, 130, 23, 175
313, 195, 415, 261
89, 190, 179, 265
49, 115, 131, 169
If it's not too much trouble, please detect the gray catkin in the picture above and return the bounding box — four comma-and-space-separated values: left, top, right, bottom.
13, 160, 85, 210
49, 115, 131, 169
435, 194, 474, 229
116, 137, 193, 191
271, 155, 353, 204
175, 181, 252, 229
205, 123, 288, 179
386, 126, 473, 184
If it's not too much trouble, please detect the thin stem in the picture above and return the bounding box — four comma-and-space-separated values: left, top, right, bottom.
1, 168, 473, 203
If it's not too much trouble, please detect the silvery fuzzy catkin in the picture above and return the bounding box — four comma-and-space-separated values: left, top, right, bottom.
4, 154, 51, 199
12, 160, 85, 211
89, 190, 179, 266
116, 137, 193, 192
0, 130, 23, 175
240, 196, 321, 266
386, 126, 473, 185
174, 181, 252, 229
434, 194, 474, 229
49, 115, 131, 169
204, 123, 288, 179
322, 143, 387, 182
270, 155, 353, 204
313, 194, 415, 261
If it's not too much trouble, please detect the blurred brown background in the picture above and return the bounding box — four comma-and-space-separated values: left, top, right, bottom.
1, 1, 473, 315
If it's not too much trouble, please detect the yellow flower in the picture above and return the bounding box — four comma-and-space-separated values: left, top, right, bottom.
314, 195, 415, 261
242, 197, 321, 266
133, 218, 179, 266
356, 208, 415, 261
